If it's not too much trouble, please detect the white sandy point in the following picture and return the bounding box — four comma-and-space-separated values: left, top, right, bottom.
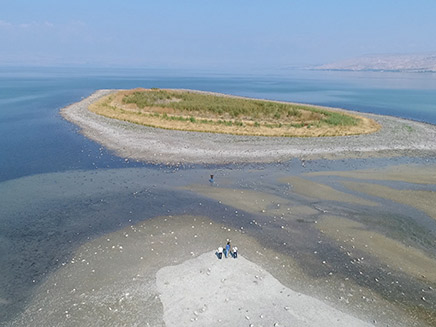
156, 252, 374, 327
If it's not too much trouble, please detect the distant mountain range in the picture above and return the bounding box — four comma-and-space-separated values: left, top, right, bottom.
314, 54, 436, 72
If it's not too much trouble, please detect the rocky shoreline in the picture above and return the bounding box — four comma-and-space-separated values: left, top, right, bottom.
61, 89, 436, 164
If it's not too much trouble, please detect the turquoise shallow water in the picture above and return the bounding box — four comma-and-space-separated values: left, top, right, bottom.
1, 67, 436, 325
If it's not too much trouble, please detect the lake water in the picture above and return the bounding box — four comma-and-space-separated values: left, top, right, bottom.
1, 67, 436, 326
2, 67, 436, 182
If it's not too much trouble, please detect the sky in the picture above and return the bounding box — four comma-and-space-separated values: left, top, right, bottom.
1, 0, 436, 70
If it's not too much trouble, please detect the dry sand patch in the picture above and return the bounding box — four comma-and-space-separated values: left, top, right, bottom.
156, 252, 374, 327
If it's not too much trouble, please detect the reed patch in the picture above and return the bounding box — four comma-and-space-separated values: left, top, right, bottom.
89, 88, 381, 137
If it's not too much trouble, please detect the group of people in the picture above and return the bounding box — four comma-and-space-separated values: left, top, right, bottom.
217, 241, 238, 259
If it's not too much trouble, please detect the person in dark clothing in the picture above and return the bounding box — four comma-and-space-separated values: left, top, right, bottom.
217, 246, 223, 259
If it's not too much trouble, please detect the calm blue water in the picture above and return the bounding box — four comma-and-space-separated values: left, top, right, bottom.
1, 66, 436, 182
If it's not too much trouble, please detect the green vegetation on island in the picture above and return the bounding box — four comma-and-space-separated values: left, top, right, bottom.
89, 88, 380, 137
122, 89, 358, 127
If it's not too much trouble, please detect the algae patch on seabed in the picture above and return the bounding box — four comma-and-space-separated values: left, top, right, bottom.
307, 164, 436, 185
316, 214, 436, 325
317, 216, 436, 283
280, 176, 378, 207
342, 181, 436, 221
184, 184, 319, 217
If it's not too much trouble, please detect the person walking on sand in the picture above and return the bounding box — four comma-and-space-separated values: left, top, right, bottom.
225, 241, 231, 258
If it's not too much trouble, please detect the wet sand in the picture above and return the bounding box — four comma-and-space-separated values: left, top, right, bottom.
341, 181, 436, 221
280, 176, 378, 207
60, 90, 436, 165
2, 159, 436, 326
316, 216, 436, 284
307, 164, 436, 184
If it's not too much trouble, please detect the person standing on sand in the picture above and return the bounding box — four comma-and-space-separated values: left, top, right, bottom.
217, 246, 223, 259
225, 241, 231, 258
232, 246, 238, 258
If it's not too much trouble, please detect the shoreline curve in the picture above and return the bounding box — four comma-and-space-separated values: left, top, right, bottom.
60, 89, 436, 165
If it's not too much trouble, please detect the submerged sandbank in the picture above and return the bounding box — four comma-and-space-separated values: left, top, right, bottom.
3, 163, 436, 326
61, 90, 436, 165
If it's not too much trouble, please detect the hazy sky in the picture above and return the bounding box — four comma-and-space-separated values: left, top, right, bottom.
1, 0, 435, 70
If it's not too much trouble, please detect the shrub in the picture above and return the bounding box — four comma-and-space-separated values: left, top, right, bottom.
121, 89, 357, 127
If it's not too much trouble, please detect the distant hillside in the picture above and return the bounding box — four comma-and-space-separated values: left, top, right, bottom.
315, 54, 436, 72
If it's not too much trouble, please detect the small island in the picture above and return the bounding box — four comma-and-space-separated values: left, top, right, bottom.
61, 89, 436, 165
88, 88, 380, 137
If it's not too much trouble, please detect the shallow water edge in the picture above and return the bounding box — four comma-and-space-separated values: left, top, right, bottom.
1, 157, 436, 326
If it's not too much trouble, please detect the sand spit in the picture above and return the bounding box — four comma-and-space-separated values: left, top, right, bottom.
9, 211, 379, 327
60, 90, 436, 165
5, 167, 432, 326
156, 252, 374, 327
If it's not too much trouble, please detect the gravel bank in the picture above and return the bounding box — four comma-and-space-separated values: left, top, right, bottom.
61, 90, 436, 164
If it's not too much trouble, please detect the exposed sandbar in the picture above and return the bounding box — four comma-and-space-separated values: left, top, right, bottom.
60, 90, 436, 164
9, 213, 378, 326
156, 253, 374, 327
